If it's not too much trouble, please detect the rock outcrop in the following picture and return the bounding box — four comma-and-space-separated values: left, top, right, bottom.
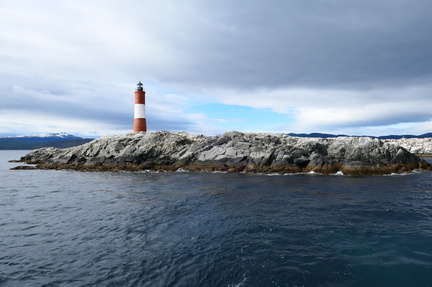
384, 138, 432, 156
17, 131, 432, 175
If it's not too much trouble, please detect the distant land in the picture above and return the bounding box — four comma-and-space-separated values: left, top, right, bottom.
287, 132, 432, 140
0, 132, 93, 150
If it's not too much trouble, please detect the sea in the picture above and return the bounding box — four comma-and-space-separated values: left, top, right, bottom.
1, 150, 432, 287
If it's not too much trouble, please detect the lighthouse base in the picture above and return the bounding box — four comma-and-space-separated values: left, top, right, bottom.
134, 118, 147, 132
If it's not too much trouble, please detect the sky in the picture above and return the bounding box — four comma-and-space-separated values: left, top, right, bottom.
1, 0, 432, 138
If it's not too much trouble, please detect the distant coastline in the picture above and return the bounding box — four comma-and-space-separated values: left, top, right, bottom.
0, 133, 93, 150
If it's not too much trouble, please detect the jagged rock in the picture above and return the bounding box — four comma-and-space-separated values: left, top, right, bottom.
10, 165, 37, 170
384, 138, 432, 155
17, 131, 432, 175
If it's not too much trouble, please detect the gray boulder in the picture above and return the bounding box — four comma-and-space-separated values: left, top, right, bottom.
384, 138, 432, 155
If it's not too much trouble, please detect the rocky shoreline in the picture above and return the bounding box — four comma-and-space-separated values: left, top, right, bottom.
384, 138, 432, 156
14, 131, 432, 175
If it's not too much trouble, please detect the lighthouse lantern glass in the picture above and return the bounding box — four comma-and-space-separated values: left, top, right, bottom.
137, 81, 143, 91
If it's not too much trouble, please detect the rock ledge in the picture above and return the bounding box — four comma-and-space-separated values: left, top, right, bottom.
17, 131, 432, 175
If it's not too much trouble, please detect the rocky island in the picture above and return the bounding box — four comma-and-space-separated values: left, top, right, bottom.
15, 131, 431, 175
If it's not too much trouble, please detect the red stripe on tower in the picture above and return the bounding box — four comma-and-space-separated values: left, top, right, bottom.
133, 81, 147, 132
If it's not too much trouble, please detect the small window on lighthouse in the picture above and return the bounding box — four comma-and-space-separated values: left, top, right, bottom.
137, 81, 143, 91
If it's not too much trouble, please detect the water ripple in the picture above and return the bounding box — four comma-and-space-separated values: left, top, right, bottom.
1, 151, 432, 286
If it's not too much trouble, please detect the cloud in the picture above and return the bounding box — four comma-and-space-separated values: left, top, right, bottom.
0, 76, 206, 137
206, 84, 432, 130
146, 0, 432, 90
1, 1, 432, 136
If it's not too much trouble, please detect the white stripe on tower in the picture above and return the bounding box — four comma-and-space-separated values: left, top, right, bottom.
134, 104, 146, 119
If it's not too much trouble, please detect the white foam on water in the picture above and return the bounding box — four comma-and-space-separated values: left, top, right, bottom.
227, 276, 247, 287
384, 172, 411, 177
136, 170, 162, 174
267, 173, 283, 176
307, 171, 322, 175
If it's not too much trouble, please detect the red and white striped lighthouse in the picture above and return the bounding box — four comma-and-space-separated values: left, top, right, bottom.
133, 81, 147, 132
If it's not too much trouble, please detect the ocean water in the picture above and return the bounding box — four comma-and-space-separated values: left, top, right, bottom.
1, 150, 432, 287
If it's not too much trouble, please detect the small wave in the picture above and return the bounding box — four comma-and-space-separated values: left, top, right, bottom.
267, 173, 283, 176
279, 171, 324, 176
384, 172, 411, 177
228, 277, 247, 287
137, 170, 162, 174
308, 171, 325, 176
306, 171, 322, 176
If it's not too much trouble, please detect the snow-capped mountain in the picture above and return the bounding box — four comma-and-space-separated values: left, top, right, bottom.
1, 132, 82, 139
0, 132, 93, 150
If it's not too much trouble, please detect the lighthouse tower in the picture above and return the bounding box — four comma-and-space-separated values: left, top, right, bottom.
133, 81, 147, 132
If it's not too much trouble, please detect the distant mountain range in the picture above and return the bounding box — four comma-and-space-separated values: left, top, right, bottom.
0, 132, 94, 150
287, 132, 432, 140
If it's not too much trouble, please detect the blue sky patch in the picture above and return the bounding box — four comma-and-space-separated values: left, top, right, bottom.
187, 103, 294, 132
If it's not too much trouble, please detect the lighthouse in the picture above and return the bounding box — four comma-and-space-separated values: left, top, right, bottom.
133, 81, 147, 132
